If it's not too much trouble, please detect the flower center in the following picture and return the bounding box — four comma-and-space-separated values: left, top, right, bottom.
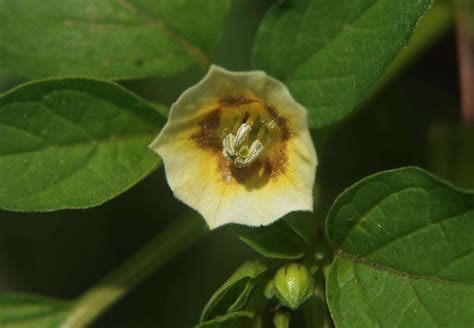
222, 122, 264, 168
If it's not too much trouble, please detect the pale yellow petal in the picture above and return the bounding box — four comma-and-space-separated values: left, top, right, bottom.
149, 65, 317, 229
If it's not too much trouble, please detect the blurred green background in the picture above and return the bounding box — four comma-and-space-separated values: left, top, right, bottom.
0, 0, 471, 326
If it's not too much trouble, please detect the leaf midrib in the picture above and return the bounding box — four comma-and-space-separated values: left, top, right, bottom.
0, 307, 69, 325
0, 130, 155, 158
115, 0, 210, 67
285, 0, 378, 80
0, 0, 211, 68
337, 250, 474, 287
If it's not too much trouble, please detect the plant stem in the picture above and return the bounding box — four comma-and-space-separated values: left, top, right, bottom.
273, 310, 292, 328
61, 215, 208, 328
456, 2, 474, 125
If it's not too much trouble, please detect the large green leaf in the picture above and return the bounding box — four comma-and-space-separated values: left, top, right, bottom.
0, 78, 165, 211
233, 219, 309, 260
0, 0, 230, 80
200, 261, 268, 323
0, 293, 72, 328
326, 167, 474, 327
253, 0, 432, 128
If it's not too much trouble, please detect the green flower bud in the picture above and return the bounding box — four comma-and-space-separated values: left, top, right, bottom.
274, 263, 314, 310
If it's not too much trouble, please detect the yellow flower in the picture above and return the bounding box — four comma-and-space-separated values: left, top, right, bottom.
150, 65, 317, 229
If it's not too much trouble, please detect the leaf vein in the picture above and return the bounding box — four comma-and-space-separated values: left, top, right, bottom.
286, 0, 378, 79
364, 208, 474, 257
338, 251, 474, 287
115, 0, 210, 68
406, 280, 439, 326
335, 186, 425, 248
353, 263, 383, 327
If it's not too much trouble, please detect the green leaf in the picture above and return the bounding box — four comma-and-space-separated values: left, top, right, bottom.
0, 78, 165, 211
200, 261, 268, 323
253, 0, 432, 129
233, 219, 309, 259
0, 293, 72, 328
0, 0, 230, 80
197, 311, 258, 328
326, 167, 474, 327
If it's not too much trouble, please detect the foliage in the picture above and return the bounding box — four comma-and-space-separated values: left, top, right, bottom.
0, 78, 165, 211
326, 167, 474, 327
0, 0, 230, 79
233, 220, 309, 260
0, 0, 472, 327
253, 0, 432, 128
0, 293, 72, 328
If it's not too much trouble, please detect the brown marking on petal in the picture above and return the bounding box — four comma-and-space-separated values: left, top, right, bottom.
241, 111, 250, 124
191, 108, 221, 151
219, 141, 288, 190
219, 95, 259, 107
229, 160, 270, 189
267, 142, 288, 178
266, 105, 291, 141
192, 95, 291, 189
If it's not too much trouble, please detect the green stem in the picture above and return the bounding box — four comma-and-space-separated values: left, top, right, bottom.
61, 215, 208, 328
273, 310, 291, 328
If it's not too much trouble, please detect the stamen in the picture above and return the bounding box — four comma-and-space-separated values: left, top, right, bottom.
235, 123, 251, 147
234, 140, 264, 168
223, 123, 264, 168
249, 139, 264, 158
222, 134, 236, 160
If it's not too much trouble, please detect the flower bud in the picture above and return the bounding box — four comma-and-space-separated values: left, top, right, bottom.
273, 263, 314, 310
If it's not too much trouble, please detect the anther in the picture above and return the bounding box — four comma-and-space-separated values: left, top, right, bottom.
235, 123, 251, 147
223, 134, 236, 160
222, 123, 264, 168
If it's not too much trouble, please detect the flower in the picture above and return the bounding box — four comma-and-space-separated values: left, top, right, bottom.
149, 65, 317, 229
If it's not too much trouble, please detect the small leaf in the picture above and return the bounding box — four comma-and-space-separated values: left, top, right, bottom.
196, 311, 258, 328
0, 292, 72, 328
0, 78, 166, 211
233, 220, 309, 259
200, 261, 268, 323
326, 167, 474, 327
253, 0, 432, 128
0, 0, 230, 79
